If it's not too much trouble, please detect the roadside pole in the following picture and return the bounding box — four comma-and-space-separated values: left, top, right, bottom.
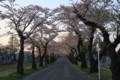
96, 34, 101, 80
97, 43, 100, 80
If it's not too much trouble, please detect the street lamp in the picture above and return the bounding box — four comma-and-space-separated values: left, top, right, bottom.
95, 34, 102, 80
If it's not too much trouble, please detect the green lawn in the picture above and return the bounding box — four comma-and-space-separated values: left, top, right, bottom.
0, 63, 31, 77
74, 64, 112, 80
0, 63, 51, 80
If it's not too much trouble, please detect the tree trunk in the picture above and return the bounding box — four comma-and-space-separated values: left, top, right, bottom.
80, 53, 88, 69
40, 44, 48, 66
68, 50, 73, 63
69, 48, 77, 64
77, 37, 87, 69
42, 45, 47, 65
72, 48, 78, 64
109, 46, 120, 80
40, 57, 44, 66
43, 45, 47, 58
45, 55, 49, 65
88, 28, 98, 73
32, 45, 36, 70
17, 37, 24, 74
37, 47, 43, 67
89, 52, 98, 73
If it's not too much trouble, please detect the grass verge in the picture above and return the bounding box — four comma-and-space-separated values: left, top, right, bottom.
74, 64, 112, 80
0, 63, 31, 77
0, 64, 51, 80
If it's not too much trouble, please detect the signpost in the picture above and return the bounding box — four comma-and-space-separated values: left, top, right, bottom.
95, 34, 102, 80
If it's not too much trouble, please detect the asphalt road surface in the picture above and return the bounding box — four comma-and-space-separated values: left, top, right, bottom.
22, 57, 92, 80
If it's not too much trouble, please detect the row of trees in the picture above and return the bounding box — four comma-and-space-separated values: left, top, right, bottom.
52, 0, 120, 80
0, 0, 59, 74
0, 0, 120, 80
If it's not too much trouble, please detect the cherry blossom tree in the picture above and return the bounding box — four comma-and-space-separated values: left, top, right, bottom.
54, 6, 89, 68
26, 34, 38, 70
1, 1, 50, 74
27, 19, 58, 66
71, 0, 120, 79
60, 32, 78, 64
39, 26, 58, 65
57, 0, 112, 73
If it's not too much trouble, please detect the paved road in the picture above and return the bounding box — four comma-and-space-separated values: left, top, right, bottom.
22, 57, 92, 80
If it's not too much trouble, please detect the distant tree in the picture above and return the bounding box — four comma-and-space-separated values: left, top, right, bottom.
39, 26, 58, 66
31, 44, 36, 70
60, 32, 78, 64
28, 28, 58, 67
54, 6, 89, 68
26, 35, 37, 70
8, 35, 19, 53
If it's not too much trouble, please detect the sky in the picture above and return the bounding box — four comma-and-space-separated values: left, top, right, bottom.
15, 0, 72, 9
0, 0, 77, 45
